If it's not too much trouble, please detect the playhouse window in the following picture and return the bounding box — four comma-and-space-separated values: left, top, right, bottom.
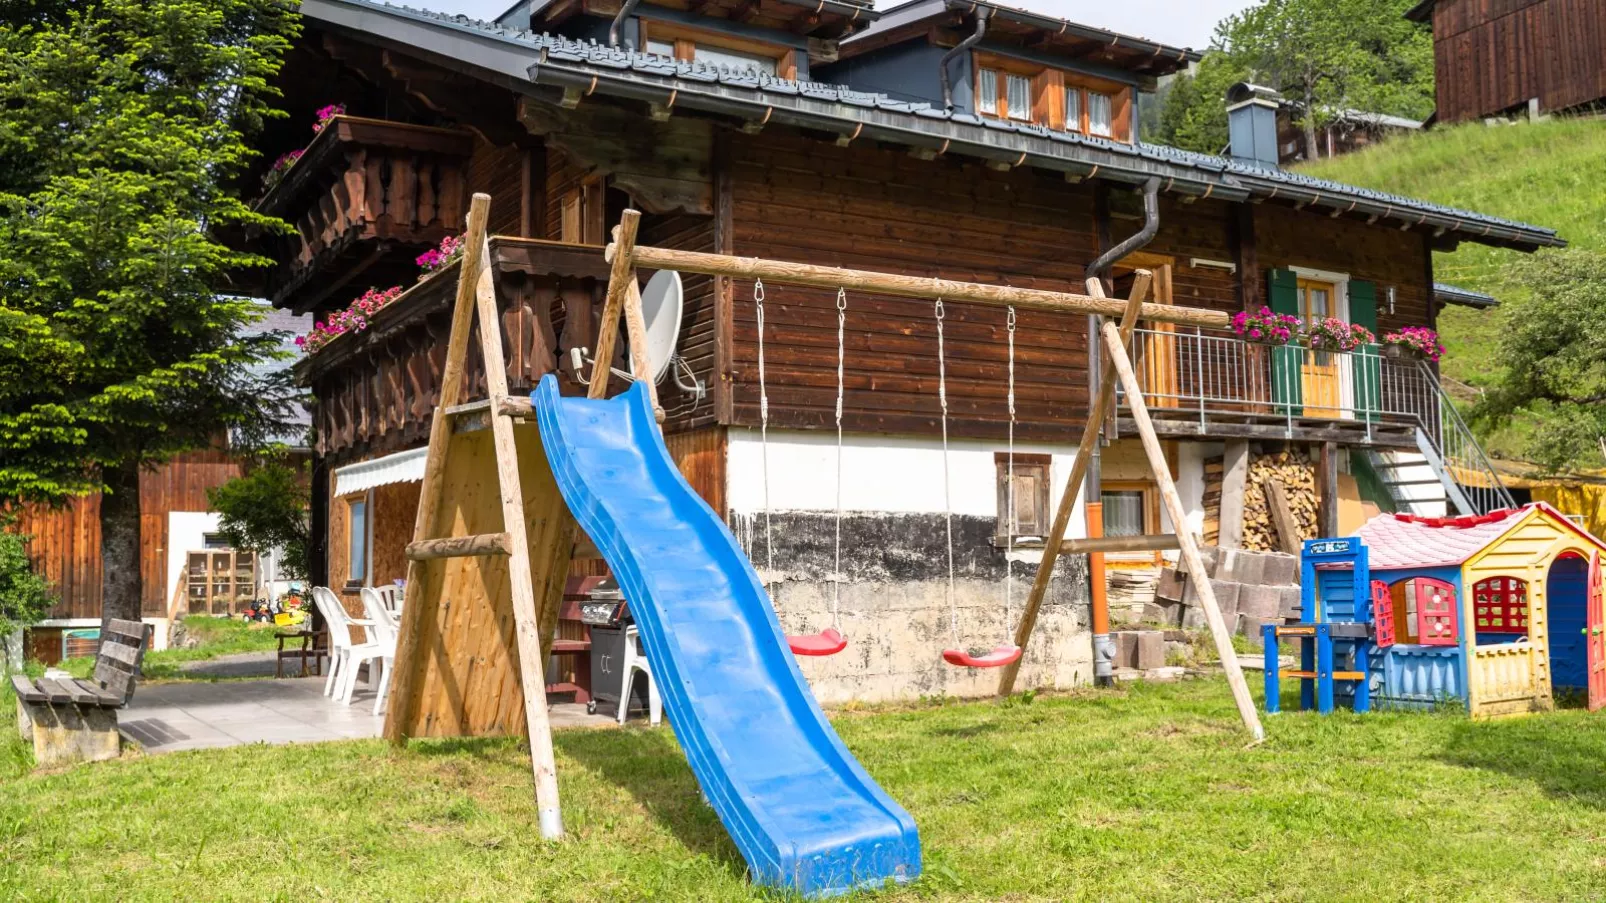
1472, 576, 1529, 633
1388, 577, 1459, 646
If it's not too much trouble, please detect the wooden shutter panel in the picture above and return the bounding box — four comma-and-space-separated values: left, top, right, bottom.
1349, 280, 1381, 421
1371, 580, 1395, 647
1268, 268, 1303, 415
1415, 577, 1459, 646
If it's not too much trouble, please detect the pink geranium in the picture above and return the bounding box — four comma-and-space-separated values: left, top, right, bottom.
312, 103, 347, 134
262, 149, 303, 192
1230, 306, 1301, 346
1383, 326, 1444, 362
296, 285, 404, 355
1305, 317, 1374, 353
416, 234, 464, 274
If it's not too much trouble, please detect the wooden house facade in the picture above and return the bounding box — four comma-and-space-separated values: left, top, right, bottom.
1408, 0, 1606, 122
249, 0, 1562, 705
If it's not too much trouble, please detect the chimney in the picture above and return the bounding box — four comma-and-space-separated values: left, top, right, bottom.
1225, 83, 1282, 167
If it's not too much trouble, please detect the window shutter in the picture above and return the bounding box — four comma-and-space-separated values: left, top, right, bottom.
1415, 578, 1459, 646
1371, 580, 1395, 647
1268, 268, 1303, 415
1349, 279, 1381, 422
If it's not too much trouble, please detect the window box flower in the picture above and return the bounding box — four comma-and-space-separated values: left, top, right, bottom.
1304, 317, 1374, 353
1231, 307, 1301, 346
1382, 327, 1443, 362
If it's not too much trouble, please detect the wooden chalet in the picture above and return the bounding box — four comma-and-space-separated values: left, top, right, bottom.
244, 0, 1563, 704
1408, 0, 1606, 123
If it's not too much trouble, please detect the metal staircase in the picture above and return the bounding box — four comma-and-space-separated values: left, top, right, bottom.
1365, 362, 1515, 517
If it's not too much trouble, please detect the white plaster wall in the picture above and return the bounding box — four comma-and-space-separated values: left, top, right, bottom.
166, 511, 221, 614
727, 428, 1087, 531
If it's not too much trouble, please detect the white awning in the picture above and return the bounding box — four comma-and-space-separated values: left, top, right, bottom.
334, 446, 428, 497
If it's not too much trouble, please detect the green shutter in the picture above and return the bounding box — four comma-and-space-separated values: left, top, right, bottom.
1268, 268, 1302, 416
1349, 280, 1381, 422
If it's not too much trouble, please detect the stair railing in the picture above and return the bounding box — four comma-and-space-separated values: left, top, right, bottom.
1415, 360, 1516, 515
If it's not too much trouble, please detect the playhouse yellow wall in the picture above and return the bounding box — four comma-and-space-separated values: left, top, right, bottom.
1460, 508, 1598, 718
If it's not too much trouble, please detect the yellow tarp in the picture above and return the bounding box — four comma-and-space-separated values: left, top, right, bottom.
1529, 483, 1606, 541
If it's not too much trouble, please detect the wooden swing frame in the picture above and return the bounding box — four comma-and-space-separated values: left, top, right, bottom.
385, 202, 1261, 844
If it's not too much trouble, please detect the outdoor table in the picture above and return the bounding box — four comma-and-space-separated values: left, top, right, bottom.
274, 628, 327, 679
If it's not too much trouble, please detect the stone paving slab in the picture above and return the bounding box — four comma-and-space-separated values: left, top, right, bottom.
121, 676, 621, 754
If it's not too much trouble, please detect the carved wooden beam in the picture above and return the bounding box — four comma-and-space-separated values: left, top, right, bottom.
517, 96, 713, 215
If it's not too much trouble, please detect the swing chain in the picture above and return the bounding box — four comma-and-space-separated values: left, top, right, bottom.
1005, 306, 1017, 629
934, 298, 957, 646
832, 287, 846, 629
754, 277, 773, 582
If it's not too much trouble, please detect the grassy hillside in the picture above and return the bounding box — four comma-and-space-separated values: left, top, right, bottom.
1298, 117, 1606, 458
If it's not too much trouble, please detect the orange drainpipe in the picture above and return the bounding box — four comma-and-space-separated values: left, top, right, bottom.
1087, 501, 1114, 686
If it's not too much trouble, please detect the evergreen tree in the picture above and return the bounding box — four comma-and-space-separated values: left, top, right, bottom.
0, 1, 300, 627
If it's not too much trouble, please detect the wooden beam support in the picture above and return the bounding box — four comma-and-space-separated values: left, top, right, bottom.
1218, 439, 1250, 549
623, 279, 664, 420
614, 242, 1230, 328
1101, 320, 1265, 742
1060, 533, 1180, 554
387, 194, 492, 747
996, 272, 1151, 698
1264, 478, 1303, 555
404, 532, 513, 561
592, 210, 641, 399
1318, 441, 1339, 538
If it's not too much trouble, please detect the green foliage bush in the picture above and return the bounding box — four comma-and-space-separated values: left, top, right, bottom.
206, 462, 311, 580
0, 517, 54, 639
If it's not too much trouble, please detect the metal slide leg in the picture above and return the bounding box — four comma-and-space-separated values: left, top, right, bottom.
1262, 624, 1280, 715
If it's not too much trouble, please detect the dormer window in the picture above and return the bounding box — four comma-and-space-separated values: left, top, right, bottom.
640, 20, 797, 79
974, 51, 1132, 142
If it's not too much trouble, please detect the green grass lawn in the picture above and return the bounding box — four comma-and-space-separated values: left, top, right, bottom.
6, 677, 1606, 901
42, 615, 288, 683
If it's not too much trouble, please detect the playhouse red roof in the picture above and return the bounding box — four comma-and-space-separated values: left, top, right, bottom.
1356, 503, 1604, 570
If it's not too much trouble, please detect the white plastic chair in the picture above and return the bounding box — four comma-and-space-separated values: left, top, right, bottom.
619, 625, 661, 726
373, 583, 404, 619
311, 587, 385, 706
360, 587, 401, 716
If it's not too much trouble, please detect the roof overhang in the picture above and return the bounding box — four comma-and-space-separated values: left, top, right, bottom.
1405, 0, 1436, 23
1434, 282, 1499, 310
299, 0, 1566, 253
946, 0, 1200, 66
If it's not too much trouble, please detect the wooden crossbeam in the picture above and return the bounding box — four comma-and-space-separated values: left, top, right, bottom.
404, 532, 513, 561
996, 273, 1149, 698
610, 241, 1231, 328
1059, 534, 1180, 554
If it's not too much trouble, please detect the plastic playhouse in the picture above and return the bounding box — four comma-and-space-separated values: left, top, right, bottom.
1264, 503, 1606, 717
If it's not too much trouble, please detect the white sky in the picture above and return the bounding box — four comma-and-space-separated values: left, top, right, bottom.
429, 0, 1256, 50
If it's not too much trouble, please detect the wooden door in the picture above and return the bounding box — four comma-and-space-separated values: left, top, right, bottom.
1116, 253, 1177, 408
1298, 278, 1342, 418
1588, 551, 1605, 711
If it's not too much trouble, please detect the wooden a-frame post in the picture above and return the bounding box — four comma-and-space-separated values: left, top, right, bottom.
383, 193, 570, 838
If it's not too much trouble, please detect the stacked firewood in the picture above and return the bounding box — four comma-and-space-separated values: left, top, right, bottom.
1240, 450, 1319, 552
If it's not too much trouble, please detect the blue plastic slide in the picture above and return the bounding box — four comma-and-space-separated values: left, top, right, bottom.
534, 376, 921, 897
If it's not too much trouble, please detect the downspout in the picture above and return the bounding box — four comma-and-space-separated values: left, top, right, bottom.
1083, 176, 1161, 687
940, 7, 991, 110
609, 0, 642, 47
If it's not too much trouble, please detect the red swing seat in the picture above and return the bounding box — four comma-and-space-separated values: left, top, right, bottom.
942, 644, 1022, 669
788, 628, 847, 657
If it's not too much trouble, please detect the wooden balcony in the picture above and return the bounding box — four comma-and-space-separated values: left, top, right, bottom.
1115, 327, 1442, 449
298, 238, 613, 466
246, 116, 475, 313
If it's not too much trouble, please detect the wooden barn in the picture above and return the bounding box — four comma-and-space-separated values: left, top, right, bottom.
243, 0, 1563, 706
1408, 0, 1606, 122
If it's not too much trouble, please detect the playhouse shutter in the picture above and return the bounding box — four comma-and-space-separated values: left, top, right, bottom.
1371, 580, 1395, 647
1268, 268, 1303, 415
1415, 577, 1459, 646
1349, 280, 1381, 422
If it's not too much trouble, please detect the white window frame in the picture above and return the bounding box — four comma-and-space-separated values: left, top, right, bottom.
1289, 265, 1354, 418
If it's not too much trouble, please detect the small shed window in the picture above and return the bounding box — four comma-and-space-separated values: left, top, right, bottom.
347, 495, 370, 588
996, 453, 1050, 543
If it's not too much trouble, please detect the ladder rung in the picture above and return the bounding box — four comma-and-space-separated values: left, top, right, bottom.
406, 532, 513, 561
443, 399, 493, 417
1386, 479, 1447, 487
1278, 670, 1366, 681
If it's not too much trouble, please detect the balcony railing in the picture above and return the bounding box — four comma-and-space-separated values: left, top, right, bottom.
1119, 326, 1515, 514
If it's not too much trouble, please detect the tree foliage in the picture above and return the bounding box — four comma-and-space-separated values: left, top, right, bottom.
0, 0, 301, 504
0, 516, 54, 640
207, 461, 311, 581
1477, 249, 1606, 473
1154, 0, 1433, 156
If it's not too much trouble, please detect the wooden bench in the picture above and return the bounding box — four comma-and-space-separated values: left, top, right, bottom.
12, 618, 146, 768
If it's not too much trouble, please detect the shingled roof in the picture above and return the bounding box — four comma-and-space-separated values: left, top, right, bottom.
304, 0, 1565, 252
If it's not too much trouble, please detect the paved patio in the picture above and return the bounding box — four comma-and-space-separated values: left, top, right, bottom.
120, 676, 622, 754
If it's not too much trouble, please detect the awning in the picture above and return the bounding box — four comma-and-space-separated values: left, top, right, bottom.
334, 446, 428, 497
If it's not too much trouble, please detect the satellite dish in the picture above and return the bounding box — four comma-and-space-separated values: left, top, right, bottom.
638, 269, 684, 384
